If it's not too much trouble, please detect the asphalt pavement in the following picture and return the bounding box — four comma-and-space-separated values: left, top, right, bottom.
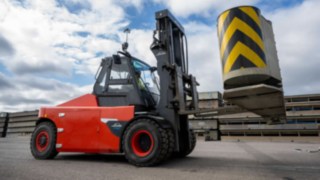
0, 136, 319, 180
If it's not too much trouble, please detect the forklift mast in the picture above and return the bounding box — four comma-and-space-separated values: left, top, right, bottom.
151, 10, 199, 152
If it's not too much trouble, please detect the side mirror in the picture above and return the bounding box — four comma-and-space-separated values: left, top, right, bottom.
150, 67, 157, 72
113, 55, 121, 64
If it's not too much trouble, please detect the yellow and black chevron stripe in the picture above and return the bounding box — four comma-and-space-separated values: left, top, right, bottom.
217, 6, 267, 74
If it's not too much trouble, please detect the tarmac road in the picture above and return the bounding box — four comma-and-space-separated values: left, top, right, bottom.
0, 136, 319, 180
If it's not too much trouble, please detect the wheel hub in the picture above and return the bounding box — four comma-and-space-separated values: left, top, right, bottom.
138, 134, 151, 152
36, 131, 49, 152
131, 130, 154, 157
39, 136, 47, 146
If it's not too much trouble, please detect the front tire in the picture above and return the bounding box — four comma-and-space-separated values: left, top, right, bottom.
122, 119, 171, 166
30, 122, 58, 159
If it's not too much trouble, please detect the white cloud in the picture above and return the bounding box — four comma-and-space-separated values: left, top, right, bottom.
153, 0, 260, 17
0, 0, 129, 77
127, 29, 156, 66
0, 72, 91, 112
184, 22, 223, 92
265, 0, 320, 95
118, 0, 144, 11
0, 0, 135, 111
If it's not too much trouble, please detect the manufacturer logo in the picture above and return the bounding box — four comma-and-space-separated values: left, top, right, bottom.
111, 123, 122, 129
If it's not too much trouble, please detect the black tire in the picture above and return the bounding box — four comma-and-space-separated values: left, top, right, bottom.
175, 129, 197, 158
122, 119, 170, 167
164, 128, 175, 160
30, 122, 58, 159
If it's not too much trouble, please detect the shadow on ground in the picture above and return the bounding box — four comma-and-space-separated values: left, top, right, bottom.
56, 153, 127, 164
55, 152, 320, 174
55, 153, 258, 169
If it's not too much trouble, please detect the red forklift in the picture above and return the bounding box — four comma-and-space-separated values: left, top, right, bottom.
30, 8, 286, 166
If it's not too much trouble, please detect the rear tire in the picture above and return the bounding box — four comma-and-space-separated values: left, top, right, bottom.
175, 129, 196, 158
30, 122, 58, 159
122, 119, 170, 166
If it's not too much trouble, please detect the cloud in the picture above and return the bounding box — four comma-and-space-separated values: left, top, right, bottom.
118, 0, 144, 11
0, 73, 92, 112
127, 29, 156, 66
0, 73, 14, 90
56, 0, 92, 14
183, 22, 223, 92
265, 0, 320, 95
0, 0, 129, 77
0, 34, 15, 57
0, 0, 137, 111
153, 0, 260, 18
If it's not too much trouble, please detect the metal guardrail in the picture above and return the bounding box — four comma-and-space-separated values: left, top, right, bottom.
6, 111, 38, 137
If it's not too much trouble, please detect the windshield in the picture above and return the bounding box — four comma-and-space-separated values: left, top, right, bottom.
132, 59, 160, 104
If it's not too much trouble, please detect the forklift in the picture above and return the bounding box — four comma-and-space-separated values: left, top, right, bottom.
30, 8, 286, 166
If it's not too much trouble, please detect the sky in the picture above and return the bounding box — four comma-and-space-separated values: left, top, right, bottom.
0, 0, 320, 112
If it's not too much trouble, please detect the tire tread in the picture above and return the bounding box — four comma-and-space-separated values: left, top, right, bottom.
30, 121, 58, 159
122, 119, 170, 167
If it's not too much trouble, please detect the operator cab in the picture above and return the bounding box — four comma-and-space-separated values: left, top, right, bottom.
93, 54, 160, 111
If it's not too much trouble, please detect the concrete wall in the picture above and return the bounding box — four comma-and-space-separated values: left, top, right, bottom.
190, 92, 320, 142
5, 111, 38, 137
0, 113, 9, 137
